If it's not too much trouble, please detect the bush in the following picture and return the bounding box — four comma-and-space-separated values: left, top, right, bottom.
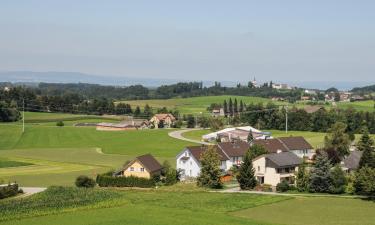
96, 174, 155, 188
353, 166, 375, 196
0, 183, 20, 199
56, 121, 64, 127
276, 180, 290, 192
75, 175, 96, 188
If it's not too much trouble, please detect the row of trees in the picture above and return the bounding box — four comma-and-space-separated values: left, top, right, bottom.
239, 102, 375, 134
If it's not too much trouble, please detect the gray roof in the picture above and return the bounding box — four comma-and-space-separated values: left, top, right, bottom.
266, 152, 302, 168
343, 151, 363, 170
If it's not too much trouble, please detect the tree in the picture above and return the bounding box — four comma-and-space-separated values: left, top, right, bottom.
247, 130, 254, 143
223, 100, 228, 116
56, 121, 64, 127
353, 166, 375, 196
228, 98, 233, 117
296, 163, 309, 192
309, 152, 332, 193
197, 146, 223, 189
75, 175, 96, 188
329, 164, 347, 194
236, 150, 257, 190
239, 100, 244, 113
162, 161, 178, 185
249, 144, 267, 158
134, 106, 141, 116
358, 128, 375, 169
186, 115, 195, 128
143, 104, 153, 118
234, 98, 238, 115
209, 117, 224, 131
324, 122, 351, 160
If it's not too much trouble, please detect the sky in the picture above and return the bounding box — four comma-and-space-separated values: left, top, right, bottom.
0, 0, 374, 83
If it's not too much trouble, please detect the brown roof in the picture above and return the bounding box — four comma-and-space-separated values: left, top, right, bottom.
218, 142, 249, 157
153, 113, 176, 121
128, 154, 163, 173
253, 139, 288, 154
186, 146, 229, 161
279, 136, 313, 150
266, 152, 303, 168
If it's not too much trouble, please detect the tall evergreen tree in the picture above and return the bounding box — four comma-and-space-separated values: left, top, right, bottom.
329, 164, 347, 194
223, 100, 228, 117
197, 146, 223, 189
309, 152, 332, 193
247, 130, 254, 144
234, 98, 238, 115
134, 106, 141, 116
239, 100, 244, 113
236, 150, 257, 190
358, 128, 375, 168
228, 98, 233, 117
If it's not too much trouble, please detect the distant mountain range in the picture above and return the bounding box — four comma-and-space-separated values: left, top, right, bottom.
0, 71, 372, 90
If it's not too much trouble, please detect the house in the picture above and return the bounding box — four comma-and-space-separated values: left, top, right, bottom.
301, 96, 311, 101
304, 105, 324, 114
217, 142, 249, 167
114, 154, 163, 179
341, 151, 363, 173
339, 92, 351, 102
253, 136, 315, 159
253, 152, 302, 186
176, 145, 229, 180
150, 113, 176, 128
212, 107, 225, 117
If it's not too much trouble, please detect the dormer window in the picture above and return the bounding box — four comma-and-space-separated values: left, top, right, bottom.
130, 167, 134, 171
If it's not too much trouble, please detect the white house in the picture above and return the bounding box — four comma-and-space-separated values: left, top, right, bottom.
176, 145, 229, 180
252, 151, 302, 186
202, 126, 270, 142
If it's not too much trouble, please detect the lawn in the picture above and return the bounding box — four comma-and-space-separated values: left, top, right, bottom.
181, 129, 212, 141
233, 196, 375, 225
23, 111, 123, 123
337, 100, 375, 112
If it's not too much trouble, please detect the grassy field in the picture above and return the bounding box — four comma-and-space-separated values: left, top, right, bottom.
181, 129, 212, 141
0, 185, 289, 225
121, 95, 375, 114
121, 95, 285, 114
233, 196, 375, 225
23, 112, 124, 123
0, 158, 33, 168
1, 185, 375, 225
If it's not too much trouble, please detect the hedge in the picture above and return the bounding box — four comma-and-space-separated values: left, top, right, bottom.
96, 174, 155, 188
0, 183, 21, 199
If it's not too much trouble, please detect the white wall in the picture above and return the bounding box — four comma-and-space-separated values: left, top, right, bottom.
176, 149, 201, 180
291, 149, 315, 159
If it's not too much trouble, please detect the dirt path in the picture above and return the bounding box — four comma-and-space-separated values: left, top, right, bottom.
168, 129, 213, 145
18, 187, 47, 198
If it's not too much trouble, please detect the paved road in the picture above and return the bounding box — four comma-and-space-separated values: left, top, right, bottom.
19, 187, 47, 197
168, 129, 213, 145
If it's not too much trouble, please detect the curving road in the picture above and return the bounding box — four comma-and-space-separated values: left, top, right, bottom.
168, 129, 213, 145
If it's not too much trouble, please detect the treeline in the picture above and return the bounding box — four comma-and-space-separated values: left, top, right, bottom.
236, 102, 375, 134
0, 86, 178, 121
351, 84, 375, 94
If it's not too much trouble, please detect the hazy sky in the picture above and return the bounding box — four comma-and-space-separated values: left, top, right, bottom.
0, 0, 374, 83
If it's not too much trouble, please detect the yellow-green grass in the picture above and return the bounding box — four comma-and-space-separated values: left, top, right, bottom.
232, 196, 375, 225
181, 129, 212, 141
0, 186, 289, 225
120, 95, 286, 115
336, 100, 375, 112
23, 112, 123, 123
0, 125, 192, 157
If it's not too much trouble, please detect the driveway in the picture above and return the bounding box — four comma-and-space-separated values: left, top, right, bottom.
168, 129, 213, 145
19, 187, 47, 197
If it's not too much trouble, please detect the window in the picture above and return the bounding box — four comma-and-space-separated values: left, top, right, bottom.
140, 168, 145, 172
258, 166, 260, 171
130, 167, 134, 172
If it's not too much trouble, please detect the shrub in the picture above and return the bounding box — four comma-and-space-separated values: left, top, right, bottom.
75, 175, 96, 188
0, 183, 20, 199
353, 166, 375, 196
276, 180, 290, 192
96, 174, 155, 188
56, 121, 64, 127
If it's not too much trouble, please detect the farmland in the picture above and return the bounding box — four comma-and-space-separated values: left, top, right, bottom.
121, 95, 375, 115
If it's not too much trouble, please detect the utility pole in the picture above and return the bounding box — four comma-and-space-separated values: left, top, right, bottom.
285, 105, 288, 134
22, 98, 25, 133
